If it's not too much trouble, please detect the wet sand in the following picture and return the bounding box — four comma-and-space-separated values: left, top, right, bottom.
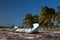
0, 30, 60, 40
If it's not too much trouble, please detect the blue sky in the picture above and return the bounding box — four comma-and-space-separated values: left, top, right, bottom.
0, 0, 60, 26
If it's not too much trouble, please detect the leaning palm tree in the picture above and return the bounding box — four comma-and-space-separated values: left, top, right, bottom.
39, 6, 55, 31
39, 6, 50, 30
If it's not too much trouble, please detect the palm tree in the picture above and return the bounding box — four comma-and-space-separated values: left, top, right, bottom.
32, 15, 39, 23
39, 6, 50, 25
39, 6, 55, 30
23, 13, 33, 28
39, 6, 50, 30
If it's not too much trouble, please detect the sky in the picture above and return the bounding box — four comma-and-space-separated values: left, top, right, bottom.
0, 0, 60, 26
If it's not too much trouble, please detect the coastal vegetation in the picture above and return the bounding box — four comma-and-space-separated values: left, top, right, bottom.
0, 6, 60, 31
23, 6, 60, 31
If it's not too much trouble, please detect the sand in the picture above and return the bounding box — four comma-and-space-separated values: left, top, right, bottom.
0, 30, 60, 40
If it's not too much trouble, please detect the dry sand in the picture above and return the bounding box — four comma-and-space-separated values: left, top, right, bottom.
0, 30, 60, 40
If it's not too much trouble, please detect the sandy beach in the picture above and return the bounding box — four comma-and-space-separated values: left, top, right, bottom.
0, 30, 60, 40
